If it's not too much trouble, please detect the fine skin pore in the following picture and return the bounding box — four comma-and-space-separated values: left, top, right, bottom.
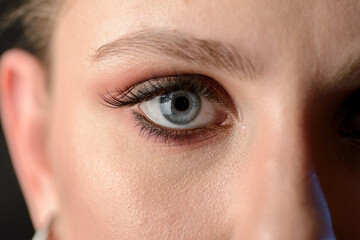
1, 0, 360, 239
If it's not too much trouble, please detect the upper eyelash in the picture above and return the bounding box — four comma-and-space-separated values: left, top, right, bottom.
99, 74, 224, 108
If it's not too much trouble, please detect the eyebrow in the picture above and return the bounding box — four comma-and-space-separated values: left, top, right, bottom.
91, 29, 256, 77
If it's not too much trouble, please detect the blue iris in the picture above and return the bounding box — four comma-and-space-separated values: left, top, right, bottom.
160, 91, 201, 125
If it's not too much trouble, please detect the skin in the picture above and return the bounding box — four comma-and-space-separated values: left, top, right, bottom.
1, 0, 360, 239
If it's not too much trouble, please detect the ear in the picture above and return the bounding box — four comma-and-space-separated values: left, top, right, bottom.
0, 49, 57, 229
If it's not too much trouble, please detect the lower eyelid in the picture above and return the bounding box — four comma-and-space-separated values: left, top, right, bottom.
131, 102, 234, 146
131, 109, 230, 145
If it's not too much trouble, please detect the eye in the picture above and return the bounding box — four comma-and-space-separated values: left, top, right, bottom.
338, 111, 360, 138
333, 88, 360, 168
100, 74, 235, 145
337, 90, 360, 140
139, 90, 218, 129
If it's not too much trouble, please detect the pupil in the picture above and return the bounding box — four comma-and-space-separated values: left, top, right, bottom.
174, 96, 190, 112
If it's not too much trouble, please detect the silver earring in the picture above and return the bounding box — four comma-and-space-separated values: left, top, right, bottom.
32, 217, 56, 240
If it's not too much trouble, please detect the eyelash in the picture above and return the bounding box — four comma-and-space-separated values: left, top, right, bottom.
99, 74, 233, 146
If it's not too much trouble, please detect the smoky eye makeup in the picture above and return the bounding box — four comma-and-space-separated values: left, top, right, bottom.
99, 74, 236, 146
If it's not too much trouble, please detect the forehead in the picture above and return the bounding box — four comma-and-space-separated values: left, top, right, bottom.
54, 0, 360, 83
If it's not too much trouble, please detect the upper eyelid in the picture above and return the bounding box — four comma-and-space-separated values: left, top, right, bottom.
99, 74, 233, 109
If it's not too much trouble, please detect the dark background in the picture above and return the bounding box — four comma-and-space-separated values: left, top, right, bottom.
0, 0, 35, 239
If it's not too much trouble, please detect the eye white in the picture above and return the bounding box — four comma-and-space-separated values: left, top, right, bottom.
139, 95, 218, 130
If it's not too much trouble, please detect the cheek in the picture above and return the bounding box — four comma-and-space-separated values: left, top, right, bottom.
48, 95, 235, 240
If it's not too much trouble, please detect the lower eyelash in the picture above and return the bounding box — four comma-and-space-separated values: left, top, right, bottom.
132, 111, 221, 146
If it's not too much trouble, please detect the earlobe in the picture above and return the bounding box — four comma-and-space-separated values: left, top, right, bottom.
0, 49, 57, 229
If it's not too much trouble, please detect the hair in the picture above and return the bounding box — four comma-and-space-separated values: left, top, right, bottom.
0, 0, 61, 64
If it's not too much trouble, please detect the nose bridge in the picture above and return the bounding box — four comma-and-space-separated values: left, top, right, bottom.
256, 80, 316, 190
240, 135, 318, 239
260, 104, 312, 197
252, 92, 314, 205
232, 93, 335, 239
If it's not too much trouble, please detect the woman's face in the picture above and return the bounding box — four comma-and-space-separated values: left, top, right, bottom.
16, 0, 360, 239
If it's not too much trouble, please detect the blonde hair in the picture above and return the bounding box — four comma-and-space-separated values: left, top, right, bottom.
1, 0, 61, 64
